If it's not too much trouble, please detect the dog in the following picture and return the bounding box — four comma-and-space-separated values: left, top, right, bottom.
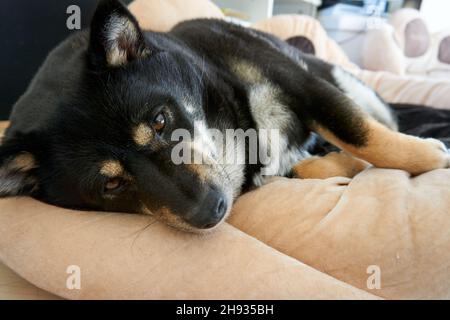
0, 0, 448, 232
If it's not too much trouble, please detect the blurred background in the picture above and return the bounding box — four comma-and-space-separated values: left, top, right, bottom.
0, 0, 449, 120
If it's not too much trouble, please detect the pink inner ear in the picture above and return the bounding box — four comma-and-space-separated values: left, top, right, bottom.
438, 36, 450, 64
286, 36, 316, 55
404, 18, 430, 58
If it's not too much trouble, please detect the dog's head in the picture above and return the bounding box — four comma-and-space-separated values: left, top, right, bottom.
0, 0, 243, 232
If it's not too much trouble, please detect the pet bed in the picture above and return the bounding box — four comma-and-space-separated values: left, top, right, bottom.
1, 0, 450, 300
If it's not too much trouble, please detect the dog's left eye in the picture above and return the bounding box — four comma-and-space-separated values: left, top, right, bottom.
152, 112, 166, 134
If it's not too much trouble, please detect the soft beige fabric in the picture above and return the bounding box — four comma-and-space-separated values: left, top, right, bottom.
357, 69, 450, 109
362, 24, 406, 76
128, 0, 224, 31
0, 196, 376, 300
252, 15, 359, 71
1, 0, 450, 300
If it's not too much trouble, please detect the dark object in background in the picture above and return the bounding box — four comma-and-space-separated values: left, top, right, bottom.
394, 104, 450, 148
286, 36, 316, 55
0, 0, 132, 120
312, 104, 450, 156
319, 0, 423, 12
402, 0, 422, 9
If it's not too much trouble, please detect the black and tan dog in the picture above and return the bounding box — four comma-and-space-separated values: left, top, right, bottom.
0, 0, 448, 232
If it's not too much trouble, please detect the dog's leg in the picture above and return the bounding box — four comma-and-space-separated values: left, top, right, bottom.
292, 152, 370, 179
283, 72, 449, 175
312, 118, 449, 176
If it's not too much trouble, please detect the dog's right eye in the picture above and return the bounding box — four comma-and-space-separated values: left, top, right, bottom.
152, 112, 166, 135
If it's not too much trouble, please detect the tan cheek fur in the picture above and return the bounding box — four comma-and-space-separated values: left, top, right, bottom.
100, 160, 124, 177
141, 206, 203, 233
229, 60, 264, 84
186, 164, 210, 183
314, 118, 449, 176
105, 18, 139, 67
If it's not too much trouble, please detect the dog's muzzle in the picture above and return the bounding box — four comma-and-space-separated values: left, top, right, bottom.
184, 188, 228, 229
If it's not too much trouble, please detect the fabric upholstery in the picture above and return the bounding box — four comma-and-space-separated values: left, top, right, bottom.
1, 0, 450, 300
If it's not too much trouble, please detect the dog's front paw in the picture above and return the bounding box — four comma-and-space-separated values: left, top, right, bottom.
425, 138, 450, 165
425, 138, 448, 152
412, 138, 450, 173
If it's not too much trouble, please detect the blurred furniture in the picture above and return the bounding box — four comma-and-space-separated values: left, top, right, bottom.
0, 121, 8, 139
274, 0, 322, 17
320, 0, 411, 12
317, 1, 423, 66
0, 0, 104, 120
362, 8, 450, 78
213, 0, 274, 23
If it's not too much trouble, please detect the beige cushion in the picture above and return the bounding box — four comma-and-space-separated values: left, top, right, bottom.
0, 196, 376, 299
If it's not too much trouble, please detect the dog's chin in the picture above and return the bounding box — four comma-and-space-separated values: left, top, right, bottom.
164, 203, 232, 234
153, 213, 227, 234
140, 194, 233, 234
169, 220, 224, 234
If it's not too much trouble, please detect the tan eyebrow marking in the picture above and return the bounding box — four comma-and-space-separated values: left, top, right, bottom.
133, 123, 153, 146
229, 59, 264, 84
100, 160, 124, 177
187, 163, 209, 183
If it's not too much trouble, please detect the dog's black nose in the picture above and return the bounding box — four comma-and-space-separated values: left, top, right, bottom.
188, 191, 228, 229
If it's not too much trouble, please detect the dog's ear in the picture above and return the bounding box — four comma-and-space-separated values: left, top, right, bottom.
88, 0, 150, 68
0, 137, 39, 197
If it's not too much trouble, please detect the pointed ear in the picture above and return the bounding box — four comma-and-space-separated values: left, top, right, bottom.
88, 0, 150, 68
0, 139, 39, 197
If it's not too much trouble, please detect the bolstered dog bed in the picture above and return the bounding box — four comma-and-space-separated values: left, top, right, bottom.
1, 0, 450, 300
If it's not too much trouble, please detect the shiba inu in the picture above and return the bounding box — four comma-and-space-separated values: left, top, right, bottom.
0, 0, 448, 232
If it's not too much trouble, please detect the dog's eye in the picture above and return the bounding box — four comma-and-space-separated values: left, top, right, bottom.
104, 178, 125, 193
152, 112, 166, 134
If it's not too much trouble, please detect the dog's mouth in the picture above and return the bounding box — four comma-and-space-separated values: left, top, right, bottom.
139, 188, 233, 233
